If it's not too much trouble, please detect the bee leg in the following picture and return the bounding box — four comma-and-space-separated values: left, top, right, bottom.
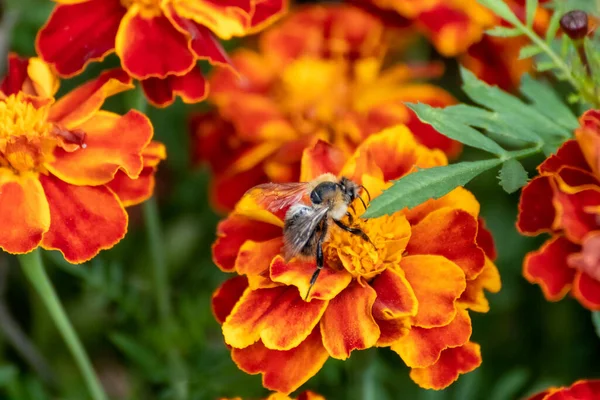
306, 222, 328, 301
345, 210, 354, 225
333, 219, 376, 249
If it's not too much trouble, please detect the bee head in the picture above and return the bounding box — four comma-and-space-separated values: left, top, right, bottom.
339, 177, 370, 210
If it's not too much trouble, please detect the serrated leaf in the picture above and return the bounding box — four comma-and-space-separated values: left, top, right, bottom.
593, 311, 600, 338
498, 159, 528, 193
477, 0, 521, 25
526, 0, 538, 27
407, 103, 507, 155
519, 44, 543, 59
520, 74, 579, 131
486, 26, 522, 37
363, 159, 503, 218
545, 4, 563, 43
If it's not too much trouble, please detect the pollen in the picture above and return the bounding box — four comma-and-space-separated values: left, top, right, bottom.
120, 0, 162, 17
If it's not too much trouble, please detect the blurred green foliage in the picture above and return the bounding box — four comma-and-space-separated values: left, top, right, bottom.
0, 1, 598, 399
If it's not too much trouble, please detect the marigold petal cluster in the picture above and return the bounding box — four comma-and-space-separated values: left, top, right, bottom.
517, 110, 600, 310
211, 125, 500, 393
35, 0, 287, 107
527, 379, 600, 399
191, 4, 460, 211
221, 390, 324, 400
351, 0, 551, 89
0, 54, 165, 263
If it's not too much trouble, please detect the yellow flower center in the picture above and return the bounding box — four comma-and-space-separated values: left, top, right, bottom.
120, 0, 163, 17
0, 94, 56, 173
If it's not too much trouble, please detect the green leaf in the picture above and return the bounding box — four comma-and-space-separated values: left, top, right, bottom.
489, 368, 530, 400
498, 159, 529, 193
0, 366, 18, 387
486, 26, 522, 37
519, 44, 543, 59
593, 311, 600, 338
110, 332, 167, 382
520, 74, 579, 131
407, 103, 507, 155
545, 3, 563, 43
363, 159, 503, 218
526, 0, 538, 27
477, 0, 521, 25
536, 61, 557, 72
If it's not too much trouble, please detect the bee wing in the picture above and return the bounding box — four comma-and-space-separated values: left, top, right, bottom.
282, 204, 330, 260
245, 182, 310, 214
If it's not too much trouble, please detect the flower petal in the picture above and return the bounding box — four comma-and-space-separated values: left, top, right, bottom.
171, 0, 253, 40
106, 167, 155, 207
572, 271, 600, 310
392, 308, 472, 368
141, 67, 208, 108
576, 110, 600, 178
48, 69, 133, 129
459, 258, 501, 313
544, 379, 600, 400
39, 174, 127, 264
320, 281, 380, 359
409, 341, 482, 390
231, 328, 329, 395
48, 110, 152, 186
407, 208, 485, 279
35, 0, 124, 77
223, 286, 327, 350
517, 176, 557, 235
212, 276, 249, 324
0, 171, 50, 254
1, 54, 58, 98
401, 255, 466, 328
270, 255, 352, 301
404, 187, 480, 225
236, 237, 283, 288
539, 140, 589, 174
476, 218, 497, 260
554, 188, 600, 243
115, 7, 195, 79
370, 268, 418, 319
250, 0, 287, 32
300, 140, 347, 182
523, 236, 579, 301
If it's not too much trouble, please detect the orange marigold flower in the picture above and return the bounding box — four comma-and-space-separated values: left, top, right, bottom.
0, 54, 165, 262
211, 125, 500, 393
35, 0, 287, 107
221, 391, 324, 400
191, 4, 459, 211
517, 110, 600, 311
527, 379, 600, 400
350, 0, 551, 90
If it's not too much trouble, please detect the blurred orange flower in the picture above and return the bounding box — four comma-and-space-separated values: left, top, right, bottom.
0, 54, 165, 262
351, 0, 551, 89
222, 390, 324, 400
211, 125, 500, 393
191, 4, 459, 211
527, 379, 600, 399
35, 0, 287, 107
518, 110, 600, 311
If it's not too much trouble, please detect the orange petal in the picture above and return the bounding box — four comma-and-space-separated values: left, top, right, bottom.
35, 0, 124, 77
409, 341, 482, 390
171, 0, 253, 40
270, 255, 352, 302
407, 208, 485, 279
48, 110, 152, 186
542, 379, 600, 400
212, 276, 249, 324
517, 176, 557, 235
296, 391, 326, 400
115, 7, 195, 79
404, 187, 480, 225
141, 67, 208, 108
553, 188, 600, 244
459, 257, 501, 313
213, 215, 282, 272
300, 140, 347, 183
39, 174, 127, 264
0, 171, 50, 254
523, 236, 579, 301
231, 328, 329, 395
106, 167, 155, 207
370, 268, 417, 319
477, 218, 497, 260
576, 110, 600, 178
236, 237, 284, 287
320, 281, 380, 359
1, 54, 58, 98
539, 140, 589, 174
223, 286, 327, 350
211, 166, 270, 213
48, 69, 133, 129
572, 271, 600, 311
401, 255, 466, 328
392, 308, 471, 368
567, 232, 600, 282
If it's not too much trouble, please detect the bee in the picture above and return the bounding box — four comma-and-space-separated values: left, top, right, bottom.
247, 173, 374, 300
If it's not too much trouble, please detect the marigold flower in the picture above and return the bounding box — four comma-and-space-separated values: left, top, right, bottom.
351, 0, 551, 89
0, 54, 165, 262
191, 4, 459, 211
221, 391, 324, 400
211, 125, 500, 393
35, 0, 287, 107
527, 379, 600, 399
518, 110, 600, 311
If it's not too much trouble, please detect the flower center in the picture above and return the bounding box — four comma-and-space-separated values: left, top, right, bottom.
120, 0, 162, 17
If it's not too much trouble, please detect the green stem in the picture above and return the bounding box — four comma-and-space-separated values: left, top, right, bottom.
18, 250, 106, 400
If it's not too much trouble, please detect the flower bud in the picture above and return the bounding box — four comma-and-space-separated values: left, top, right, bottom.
560, 10, 589, 40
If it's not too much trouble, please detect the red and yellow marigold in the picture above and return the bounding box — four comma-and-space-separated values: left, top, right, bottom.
350, 0, 550, 90
35, 0, 287, 107
191, 4, 459, 211
0, 54, 165, 262
518, 110, 600, 311
528, 379, 600, 399
211, 125, 501, 393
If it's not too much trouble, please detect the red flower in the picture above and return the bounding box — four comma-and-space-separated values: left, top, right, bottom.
211, 126, 500, 393
518, 110, 600, 310
221, 390, 325, 400
35, 0, 287, 107
0, 54, 165, 262
527, 379, 600, 400
191, 4, 459, 211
